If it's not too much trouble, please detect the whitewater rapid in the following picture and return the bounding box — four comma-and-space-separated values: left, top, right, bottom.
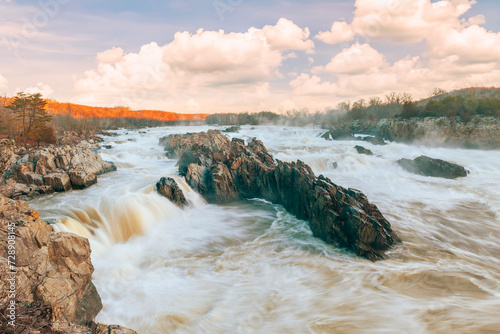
30, 125, 500, 334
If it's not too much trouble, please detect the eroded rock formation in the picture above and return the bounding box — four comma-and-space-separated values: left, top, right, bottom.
160, 130, 400, 260
0, 195, 101, 331
0, 140, 116, 199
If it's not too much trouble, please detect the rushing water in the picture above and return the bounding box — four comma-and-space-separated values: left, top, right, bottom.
30, 125, 500, 334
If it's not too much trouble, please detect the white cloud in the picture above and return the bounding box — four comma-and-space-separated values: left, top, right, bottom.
21, 82, 54, 98
322, 43, 386, 75
72, 19, 313, 113
0, 74, 8, 90
316, 21, 355, 44
21, 82, 54, 97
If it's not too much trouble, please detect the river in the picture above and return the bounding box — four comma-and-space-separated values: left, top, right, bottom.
29, 125, 500, 334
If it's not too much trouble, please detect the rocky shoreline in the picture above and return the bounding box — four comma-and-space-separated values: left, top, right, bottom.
322, 116, 500, 148
159, 130, 400, 261
0, 133, 136, 333
0, 135, 116, 200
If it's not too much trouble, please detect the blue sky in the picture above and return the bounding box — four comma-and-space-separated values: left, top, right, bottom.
1, 0, 500, 113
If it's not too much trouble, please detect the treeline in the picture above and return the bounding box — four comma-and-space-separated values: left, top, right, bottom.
206, 111, 284, 125
45, 100, 208, 122
1, 93, 205, 146
337, 89, 500, 123
401, 94, 500, 121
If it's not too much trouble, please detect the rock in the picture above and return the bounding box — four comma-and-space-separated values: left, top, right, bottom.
321, 126, 355, 140
0, 195, 102, 331
69, 168, 98, 189
160, 131, 400, 260
95, 324, 138, 334
1, 143, 117, 198
156, 177, 187, 207
223, 126, 241, 133
34, 152, 56, 175
44, 173, 72, 192
397, 156, 468, 179
362, 136, 387, 146
355, 145, 373, 156
376, 116, 500, 148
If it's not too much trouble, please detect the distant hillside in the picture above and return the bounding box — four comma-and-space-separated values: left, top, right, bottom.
0, 97, 208, 122
416, 87, 500, 107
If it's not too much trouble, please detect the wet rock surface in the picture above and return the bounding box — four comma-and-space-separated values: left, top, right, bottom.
397, 156, 468, 179
160, 130, 400, 261
355, 145, 374, 156
156, 177, 188, 207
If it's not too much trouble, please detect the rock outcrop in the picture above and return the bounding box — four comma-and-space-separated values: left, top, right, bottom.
377, 116, 500, 147
156, 177, 187, 207
223, 126, 241, 133
0, 140, 116, 199
397, 156, 468, 179
160, 130, 400, 261
0, 195, 101, 331
355, 146, 373, 156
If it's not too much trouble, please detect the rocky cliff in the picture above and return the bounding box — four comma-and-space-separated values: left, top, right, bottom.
0, 195, 137, 333
160, 130, 400, 261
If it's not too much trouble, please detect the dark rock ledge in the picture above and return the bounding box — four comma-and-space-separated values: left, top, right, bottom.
159, 130, 400, 261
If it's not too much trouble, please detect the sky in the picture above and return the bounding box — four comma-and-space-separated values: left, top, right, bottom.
1, 0, 500, 114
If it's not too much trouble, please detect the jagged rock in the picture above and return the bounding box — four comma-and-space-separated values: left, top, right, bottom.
69, 168, 98, 189
0, 195, 102, 331
34, 152, 56, 175
397, 156, 468, 179
156, 177, 187, 207
160, 131, 400, 260
355, 145, 373, 156
1, 143, 117, 198
44, 173, 72, 192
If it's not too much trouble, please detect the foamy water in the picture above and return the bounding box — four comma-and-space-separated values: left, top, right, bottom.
30, 125, 500, 334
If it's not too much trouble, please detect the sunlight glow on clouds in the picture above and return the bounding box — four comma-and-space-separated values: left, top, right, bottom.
13, 0, 498, 113
72, 19, 313, 113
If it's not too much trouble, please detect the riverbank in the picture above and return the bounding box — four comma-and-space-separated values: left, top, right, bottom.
322, 116, 500, 149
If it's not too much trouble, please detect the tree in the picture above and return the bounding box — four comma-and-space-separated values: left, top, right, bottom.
7, 92, 53, 144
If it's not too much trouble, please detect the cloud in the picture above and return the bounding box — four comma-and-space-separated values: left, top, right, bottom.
21, 82, 54, 97
316, 0, 475, 45
72, 19, 313, 112
316, 21, 355, 44
0, 74, 8, 90
322, 43, 386, 75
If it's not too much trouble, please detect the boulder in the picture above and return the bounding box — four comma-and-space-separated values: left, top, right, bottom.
44, 173, 72, 192
397, 156, 468, 179
69, 168, 98, 189
0, 195, 102, 331
156, 177, 187, 207
223, 126, 241, 133
362, 136, 387, 146
160, 131, 400, 261
355, 145, 373, 156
